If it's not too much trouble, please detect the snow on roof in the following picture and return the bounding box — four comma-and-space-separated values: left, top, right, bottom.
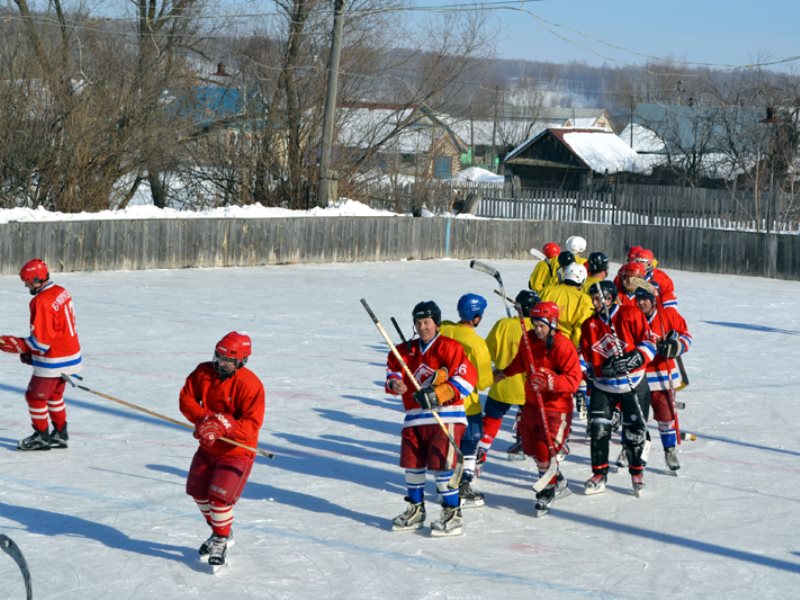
451, 166, 504, 183
560, 130, 643, 173
618, 123, 667, 153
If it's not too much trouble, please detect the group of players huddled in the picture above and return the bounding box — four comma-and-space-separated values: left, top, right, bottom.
384, 237, 692, 537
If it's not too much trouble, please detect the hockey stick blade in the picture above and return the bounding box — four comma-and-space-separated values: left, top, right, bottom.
0, 535, 32, 600
470, 259, 500, 279
675, 401, 686, 410
680, 431, 697, 442
529, 248, 546, 260
532, 457, 559, 493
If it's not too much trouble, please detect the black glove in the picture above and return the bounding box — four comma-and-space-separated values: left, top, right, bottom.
657, 331, 681, 358
413, 386, 441, 410
602, 350, 644, 376
19, 352, 32, 365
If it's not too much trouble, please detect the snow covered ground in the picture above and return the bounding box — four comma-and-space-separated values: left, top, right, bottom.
1, 258, 798, 599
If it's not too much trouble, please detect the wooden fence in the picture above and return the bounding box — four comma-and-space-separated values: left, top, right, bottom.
1, 217, 798, 280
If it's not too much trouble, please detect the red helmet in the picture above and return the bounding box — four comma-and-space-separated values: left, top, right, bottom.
530, 301, 559, 329
19, 258, 49, 285
542, 242, 561, 259
626, 245, 643, 262
633, 248, 655, 271
214, 331, 252, 374
620, 261, 646, 278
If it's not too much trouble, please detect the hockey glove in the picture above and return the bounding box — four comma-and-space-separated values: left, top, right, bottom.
19, 352, 32, 365
0, 336, 29, 354
194, 413, 235, 448
657, 331, 682, 358
529, 367, 556, 392
413, 384, 455, 410
426, 367, 449, 387
602, 351, 645, 377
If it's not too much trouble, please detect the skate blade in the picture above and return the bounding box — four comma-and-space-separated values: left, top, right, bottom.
430, 527, 463, 538
632, 486, 645, 498
583, 485, 606, 496
391, 522, 424, 532
534, 507, 551, 518
506, 453, 526, 462
460, 499, 485, 509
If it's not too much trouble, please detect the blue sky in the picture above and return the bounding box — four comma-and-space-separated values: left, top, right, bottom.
479, 0, 798, 70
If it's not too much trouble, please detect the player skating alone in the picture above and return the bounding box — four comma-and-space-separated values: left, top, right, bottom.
440, 294, 494, 507
386, 301, 477, 536
635, 285, 692, 473
180, 332, 265, 568
1, 259, 81, 450
494, 302, 582, 516
580, 282, 656, 495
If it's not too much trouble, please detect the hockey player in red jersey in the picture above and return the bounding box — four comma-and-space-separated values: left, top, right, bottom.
386, 301, 477, 537
1, 259, 82, 451
614, 261, 647, 307
180, 332, 265, 568
633, 248, 678, 310
580, 281, 656, 495
495, 302, 582, 516
635, 285, 692, 473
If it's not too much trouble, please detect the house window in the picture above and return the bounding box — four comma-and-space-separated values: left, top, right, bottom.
434, 156, 452, 179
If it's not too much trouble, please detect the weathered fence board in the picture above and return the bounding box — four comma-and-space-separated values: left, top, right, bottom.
1, 217, 798, 280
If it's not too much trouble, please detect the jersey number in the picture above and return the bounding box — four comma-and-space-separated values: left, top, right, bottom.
65, 300, 77, 338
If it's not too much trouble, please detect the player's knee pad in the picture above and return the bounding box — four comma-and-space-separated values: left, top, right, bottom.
589, 418, 612, 441
623, 425, 646, 446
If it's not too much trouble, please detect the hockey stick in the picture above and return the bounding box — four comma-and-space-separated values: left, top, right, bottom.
470, 260, 512, 317
529, 248, 547, 261
360, 299, 463, 489
0, 534, 32, 600
61, 374, 274, 459
675, 356, 690, 391
500, 290, 559, 492
655, 298, 684, 445
390, 316, 412, 352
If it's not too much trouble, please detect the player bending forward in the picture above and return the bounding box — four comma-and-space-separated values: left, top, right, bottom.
495, 302, 582, 516
386, 301, 477, 537
180, 332, 265, 568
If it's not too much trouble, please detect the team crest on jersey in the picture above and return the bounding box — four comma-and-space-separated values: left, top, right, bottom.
592, 333, 619, 359
414, 364, 437, 386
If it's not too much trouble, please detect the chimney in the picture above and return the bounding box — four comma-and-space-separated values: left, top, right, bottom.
213, 62, 230, 77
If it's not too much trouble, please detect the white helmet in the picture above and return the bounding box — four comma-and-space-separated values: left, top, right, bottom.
562, 262, 587, 285
566, 235, 587, 255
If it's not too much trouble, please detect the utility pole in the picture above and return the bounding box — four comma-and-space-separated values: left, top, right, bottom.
491, 86, 499, 173
317, 0, 346, 207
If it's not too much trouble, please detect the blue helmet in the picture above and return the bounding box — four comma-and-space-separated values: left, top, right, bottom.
457, 293, 488, 321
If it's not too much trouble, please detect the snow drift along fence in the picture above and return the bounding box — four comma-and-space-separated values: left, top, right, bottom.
0, 217, 797, 280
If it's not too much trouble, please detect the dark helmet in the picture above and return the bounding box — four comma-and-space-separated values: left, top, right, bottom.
457, 293, 488, 321
412, 300, 441, 326
634, 284, 658, 303
589, 280, 618, 302
557, 250, 575, 269
515, 290, 540, 316
587, 251, 609, 275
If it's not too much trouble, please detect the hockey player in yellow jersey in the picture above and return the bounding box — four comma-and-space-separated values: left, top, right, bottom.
540, 262, 595, 348
582, 251, 610, 295
565, 235, 588, 269
528, 242, 561, 293
439, 294, 494, 507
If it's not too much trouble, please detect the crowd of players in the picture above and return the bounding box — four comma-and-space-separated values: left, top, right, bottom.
384, 238, 692, 537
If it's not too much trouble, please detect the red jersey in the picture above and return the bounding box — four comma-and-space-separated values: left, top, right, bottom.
179, 362, 266, 458
386, 334, 476, 429
580, 304, 656, 394
648, 268, 678, 310
503, 330, 582, 413
643, 308, 692, 391
26, 281, 82, 378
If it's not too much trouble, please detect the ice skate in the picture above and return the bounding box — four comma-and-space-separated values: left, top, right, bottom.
50, 424, 69, 449
505, 439, 525, 462
199, 530, 234, 559
631, 473, 645, 497
205, 535, 229, 571
584, 473, 607, 495
391, 497, 426, 532
458, 480, 485, 508
17, 428, 51, 451
554, 472, 571, 500
664, 446, 680, 474
534, 485, 555, 518
430, 504, 463, 537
